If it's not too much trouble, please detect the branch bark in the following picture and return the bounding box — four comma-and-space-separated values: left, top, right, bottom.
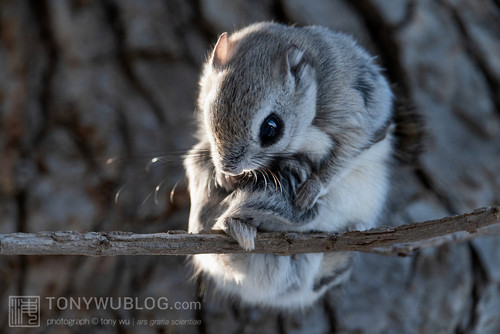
0, 207, 499, 257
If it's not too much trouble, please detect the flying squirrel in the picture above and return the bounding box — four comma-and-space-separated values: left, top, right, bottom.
184, 22, 424, 309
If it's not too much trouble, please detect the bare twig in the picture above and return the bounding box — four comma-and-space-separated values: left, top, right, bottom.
0, 207, 498, 257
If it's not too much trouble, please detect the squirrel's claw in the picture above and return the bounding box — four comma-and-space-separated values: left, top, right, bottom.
215, 217, 257, 251
294, 178, 322, 210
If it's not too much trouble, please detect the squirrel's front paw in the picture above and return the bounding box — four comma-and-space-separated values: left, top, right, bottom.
294, 178, 322, 210
215, 217, 257, 251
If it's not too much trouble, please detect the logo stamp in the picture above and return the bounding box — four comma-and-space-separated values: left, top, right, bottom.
8, 296, 40, 328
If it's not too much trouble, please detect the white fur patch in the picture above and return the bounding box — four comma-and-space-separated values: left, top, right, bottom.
193, 253, 328, 309
293, 125, 332, 161
307, 134, 393, 232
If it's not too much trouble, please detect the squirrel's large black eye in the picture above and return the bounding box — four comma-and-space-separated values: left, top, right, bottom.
260, 114, 283, 147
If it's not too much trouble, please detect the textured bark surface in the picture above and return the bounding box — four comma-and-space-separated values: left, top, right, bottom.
1, 207, 499, 256
1, 0, 499, 333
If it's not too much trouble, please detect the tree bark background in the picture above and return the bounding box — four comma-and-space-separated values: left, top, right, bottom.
1, 0, 499, 333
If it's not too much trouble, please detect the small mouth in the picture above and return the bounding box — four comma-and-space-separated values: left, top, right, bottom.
221, 158, 256, 176
223, 171, 244, 177
221, 165, 244, 176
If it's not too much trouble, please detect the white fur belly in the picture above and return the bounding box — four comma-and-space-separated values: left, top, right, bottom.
192, 253, 325, 309
303, 135, 392, 233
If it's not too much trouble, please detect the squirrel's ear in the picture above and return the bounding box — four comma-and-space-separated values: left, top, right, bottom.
211, 32, 232, 69
285, 45, 310, 80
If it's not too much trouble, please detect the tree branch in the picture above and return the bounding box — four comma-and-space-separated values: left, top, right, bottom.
0, 207, 499, 257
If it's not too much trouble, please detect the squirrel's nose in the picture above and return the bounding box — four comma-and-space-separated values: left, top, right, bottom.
220, 149, 246, 175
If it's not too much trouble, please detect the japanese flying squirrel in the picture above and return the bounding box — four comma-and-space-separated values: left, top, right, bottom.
184, 22, 423, 310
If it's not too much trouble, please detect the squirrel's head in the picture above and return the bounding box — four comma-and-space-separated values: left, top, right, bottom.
198, 27, 317, 176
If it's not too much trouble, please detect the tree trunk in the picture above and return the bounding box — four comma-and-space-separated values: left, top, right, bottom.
1, 0, 499, 333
